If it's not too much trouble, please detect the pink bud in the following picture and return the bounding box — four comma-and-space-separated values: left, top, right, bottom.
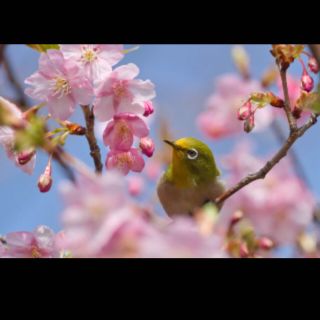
17, 149, 36, 165
308, 57, 319, 74
139, 137, 155, 157
230, 210, 244, 227
38, 159, 52, 193
237, 101, 252, 120
244, 114, 255, 133
239, 242, 249, 258
143, 101, 154, 117
258, 237, 274, 250
301, 69, 314, 92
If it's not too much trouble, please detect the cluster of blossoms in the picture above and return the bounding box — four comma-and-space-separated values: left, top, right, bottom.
24, 45, 156, 175
0, 171, 226, 258
216, 142, 315, 245
197, 45, 320, 139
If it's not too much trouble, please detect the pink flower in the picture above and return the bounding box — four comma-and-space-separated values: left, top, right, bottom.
58, 172, 153, 257
197, 74, 273, 139
38, 158, 53, 193
106, 148, 145, 175
0, 225, 60, 258
127, 175, 145, 197
25, 49, 93, 120
0, 97, 36, 174
217, 142, 315, 245
60, 44, 124, 86
139, 217, 226, 258
93, 63, 156, 121
301, 69, 314, 92
103, 113, 149, 151
139, 136, 155, 157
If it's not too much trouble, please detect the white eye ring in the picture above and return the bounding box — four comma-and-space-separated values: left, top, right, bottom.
187, 148, 198, 160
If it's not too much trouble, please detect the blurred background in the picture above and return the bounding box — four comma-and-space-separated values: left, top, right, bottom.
1, 44, 319, 235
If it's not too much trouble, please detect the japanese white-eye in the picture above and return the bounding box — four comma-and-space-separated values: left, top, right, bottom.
157, 137, 225, 217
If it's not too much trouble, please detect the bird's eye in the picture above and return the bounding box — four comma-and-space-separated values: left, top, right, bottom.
187, 148, 198, 160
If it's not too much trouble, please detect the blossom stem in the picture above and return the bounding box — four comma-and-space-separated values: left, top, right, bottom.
81, 105, 103, 174
279, 68, 297, 133
215, 113, 319, 205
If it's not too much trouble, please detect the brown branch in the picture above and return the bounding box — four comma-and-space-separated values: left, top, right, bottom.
216, 114, 318, 205
279, 68, 297, 133
81, 105, 103, 173
271, 119, 311, 189
51, 146, 76, 182
2, 46, 28, 110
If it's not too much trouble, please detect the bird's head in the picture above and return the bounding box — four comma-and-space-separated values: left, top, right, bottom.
164, 137, 221, 187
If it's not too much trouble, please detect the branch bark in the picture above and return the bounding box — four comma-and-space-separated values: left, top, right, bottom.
81, 105, 103, 173
1, 46, 28, 110
216, 114, 318, 205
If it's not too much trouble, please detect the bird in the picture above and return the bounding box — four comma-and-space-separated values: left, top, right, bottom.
157, 137, 225, 217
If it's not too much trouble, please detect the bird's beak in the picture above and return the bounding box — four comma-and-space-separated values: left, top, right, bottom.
163, 139, 177, 149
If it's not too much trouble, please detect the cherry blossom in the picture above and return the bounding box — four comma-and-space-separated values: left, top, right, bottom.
25, 49, 93, 120
93, 63, 156, 121
60, 44, 124, 86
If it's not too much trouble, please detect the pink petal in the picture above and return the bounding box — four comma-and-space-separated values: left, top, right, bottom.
90, 60, 112, 86
106, 150, 130, 175
129, 79, 156, 103
5, 232, 36, 247
24, 72, 53, 101
114, 63, 140, 80
130, 148, 145, 172
103, 119, 134, 151
39, 50, 65, 78
60, 45, 83, 60
93, 95, 115, 121
71, 84, 94, 106
117, 99, 145, 116
47, 95, 76, 120
99, 45, 124, 66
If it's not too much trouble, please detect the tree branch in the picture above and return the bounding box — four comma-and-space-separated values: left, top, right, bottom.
279, 68, 297, 133
1, 46, 28, 110
216, 113, 318, 205
81, 105, 103, 173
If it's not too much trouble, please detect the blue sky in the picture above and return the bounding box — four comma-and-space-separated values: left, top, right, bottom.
1, 44, 319, 236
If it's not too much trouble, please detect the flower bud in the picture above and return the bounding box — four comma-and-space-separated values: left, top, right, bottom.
143, 101, 154, 117
244, 115, 255, 133
38, 159, 52, 193
17, 149, 36, 165
64, 121, 86, 135
139, 137, 155, 157
301, 69, 314, 92
237, 101, 252, 120
257, 237, 274, 250
268, 92, 285, 108
308, 57, 319, 74
231, 45, 250, 79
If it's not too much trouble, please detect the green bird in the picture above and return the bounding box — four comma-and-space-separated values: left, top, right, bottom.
157, 137, 225, 217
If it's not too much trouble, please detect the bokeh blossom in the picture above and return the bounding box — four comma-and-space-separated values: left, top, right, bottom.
25, 49, 93, 120
0, 97, 36, 174
197, 74, 274, 139
0, 225, 59, 258
217, 142, 315, 245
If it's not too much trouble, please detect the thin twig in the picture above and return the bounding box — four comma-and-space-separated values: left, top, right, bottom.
216, 114, 318, 205
2, 46, 28, 110
51, 146, 76, 182
279, 68, 297, 133
271, 119, 311, 188
81, 105, 103, 173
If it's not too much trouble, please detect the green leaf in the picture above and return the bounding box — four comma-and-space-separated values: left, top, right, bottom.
27, 44, 60, 52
